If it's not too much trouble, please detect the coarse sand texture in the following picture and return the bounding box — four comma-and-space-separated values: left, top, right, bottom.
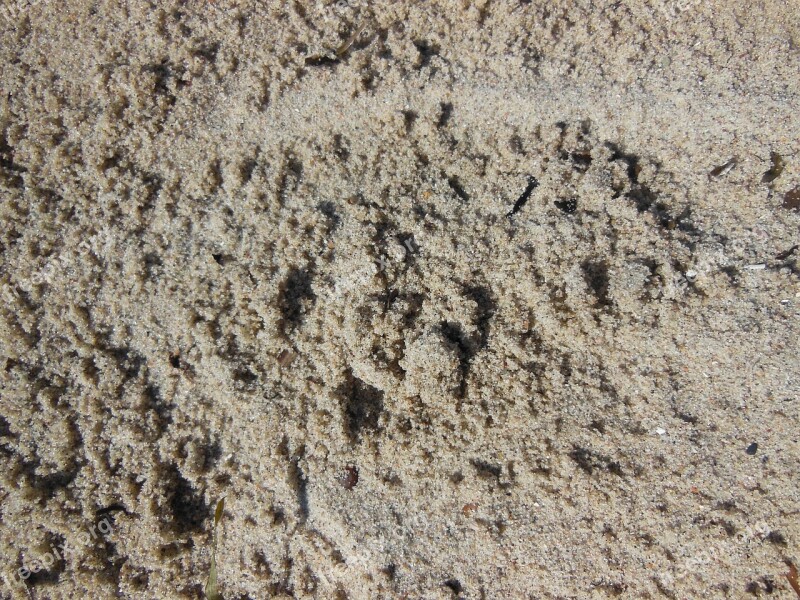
1, 1, 799, 598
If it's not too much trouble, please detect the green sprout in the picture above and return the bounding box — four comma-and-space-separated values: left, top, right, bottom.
205, 497, 225, 600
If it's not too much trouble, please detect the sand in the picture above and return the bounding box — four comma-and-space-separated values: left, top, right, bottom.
1, 1, 799, 598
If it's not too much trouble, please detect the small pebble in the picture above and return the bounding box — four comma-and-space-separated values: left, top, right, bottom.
655, 428, 666, 435
277, 349, 295, 367
340, 465, 359, 489
746, 442, 758, 455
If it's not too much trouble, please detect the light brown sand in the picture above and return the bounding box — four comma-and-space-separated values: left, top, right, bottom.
1, 1, 799, 598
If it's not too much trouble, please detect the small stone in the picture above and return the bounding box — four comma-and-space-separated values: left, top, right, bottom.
277, 349, 295, 367
340, 465, 359, 490
745, 442, 758, 455
655, 428, 666, 435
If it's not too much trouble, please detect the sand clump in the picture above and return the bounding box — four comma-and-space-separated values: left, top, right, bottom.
1, 1, 799, 598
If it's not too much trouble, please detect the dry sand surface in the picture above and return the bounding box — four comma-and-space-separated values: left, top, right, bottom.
1, 1, 799, 598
